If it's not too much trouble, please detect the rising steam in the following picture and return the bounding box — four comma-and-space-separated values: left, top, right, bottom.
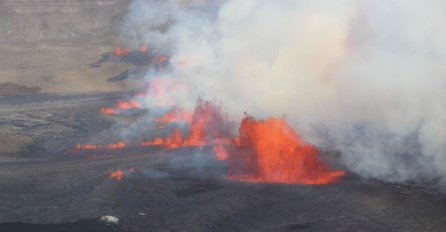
120, 0, 446, 182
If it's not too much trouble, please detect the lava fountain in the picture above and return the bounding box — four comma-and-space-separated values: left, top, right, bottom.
226, 116, 345, 184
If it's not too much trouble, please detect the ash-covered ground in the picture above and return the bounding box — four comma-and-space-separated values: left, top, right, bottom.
1, 1, 446, 232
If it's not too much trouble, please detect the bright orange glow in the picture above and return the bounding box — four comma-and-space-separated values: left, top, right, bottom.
138, 98, 230, 148
101, 99, 142, 115
213, 145, 229, 161
114, 47, 131, 56
184, 98, 230, 146
227, 116, 345, 184
164, 128, 183, 148
76, 144, 100, 150
156, 108, 193, 124
110, 170, 124, 181
116, 99, 142, 110
140, 137, 164, 147
107, 141, 126, 149
139, 45, 149, 53
101, 108, 119, 115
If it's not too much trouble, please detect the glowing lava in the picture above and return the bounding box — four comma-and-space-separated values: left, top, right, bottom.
116, 99, 141, 109
76, 144, 100, 150
110, 170, 124, 181
141, 98, 230, 148
183, 98, 230, 146
76, 44, 345, 185
213, 145, 229, 161
100, 108, 118, 115
155, 108, 193, 124
227, 116, 345, 184
101, 99, 142, 115
107, 141, 126, 149
114, 47, 131, 56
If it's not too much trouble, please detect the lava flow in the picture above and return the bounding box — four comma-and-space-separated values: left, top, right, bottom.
114, 47, 132, 56
79, 96, 345, 185
77, 41, 346, 185
113, 45, 150, 57
226, 116, 345, 184
141, 98, 230, 148
101, 99, 142, 115
110, 170, 123, 181
155, 108, 193, 124
75, 141, 127, 151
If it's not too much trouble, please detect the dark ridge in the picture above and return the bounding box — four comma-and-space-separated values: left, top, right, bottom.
0, 219, 126, 232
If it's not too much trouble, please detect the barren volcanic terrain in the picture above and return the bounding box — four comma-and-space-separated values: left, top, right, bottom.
1, 1, 446, 232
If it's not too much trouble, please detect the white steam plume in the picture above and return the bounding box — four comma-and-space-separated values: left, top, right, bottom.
121, 0, 446, 182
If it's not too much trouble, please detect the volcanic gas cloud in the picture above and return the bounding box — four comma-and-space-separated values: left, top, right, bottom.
74, 0, 353, 185
114, 0, 446, 183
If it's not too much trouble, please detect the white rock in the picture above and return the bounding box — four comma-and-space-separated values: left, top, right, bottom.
100, 215, 119, 225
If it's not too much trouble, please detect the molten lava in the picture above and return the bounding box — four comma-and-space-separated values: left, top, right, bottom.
183, 98, 230, 146
100, 108, 118, 115
114, 45, 151, 56
155, 108, 193, 124
107, 141, 126, 149
141, 98, 230, 148
101, 99, 142, 115
76, 141, 127, 151
227, 116, 345, 184
110, 170, 124, 181
114, 47, 131, 56
213, 145, 229, 161
116, 99, 141, 109
76, 144, 100, 150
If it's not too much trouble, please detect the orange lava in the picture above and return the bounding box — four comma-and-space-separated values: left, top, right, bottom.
114, 47, 131, 56
107, 141, 126, 149
101, 108, 119, 115
227, 116, 345, 184
116, 99, 142, 110
76, 144, 100, 150
184, 98, 229, 146
213, 145, 229, 161
110, 170, 124, 181
100, 99, 142, 115
140, 98, 230, 148
156, 108, 193, 124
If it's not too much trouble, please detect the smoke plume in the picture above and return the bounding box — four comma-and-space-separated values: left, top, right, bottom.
121, 0, 446, 182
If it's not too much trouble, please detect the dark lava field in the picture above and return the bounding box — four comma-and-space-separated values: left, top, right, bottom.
0, 1, 445, 232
